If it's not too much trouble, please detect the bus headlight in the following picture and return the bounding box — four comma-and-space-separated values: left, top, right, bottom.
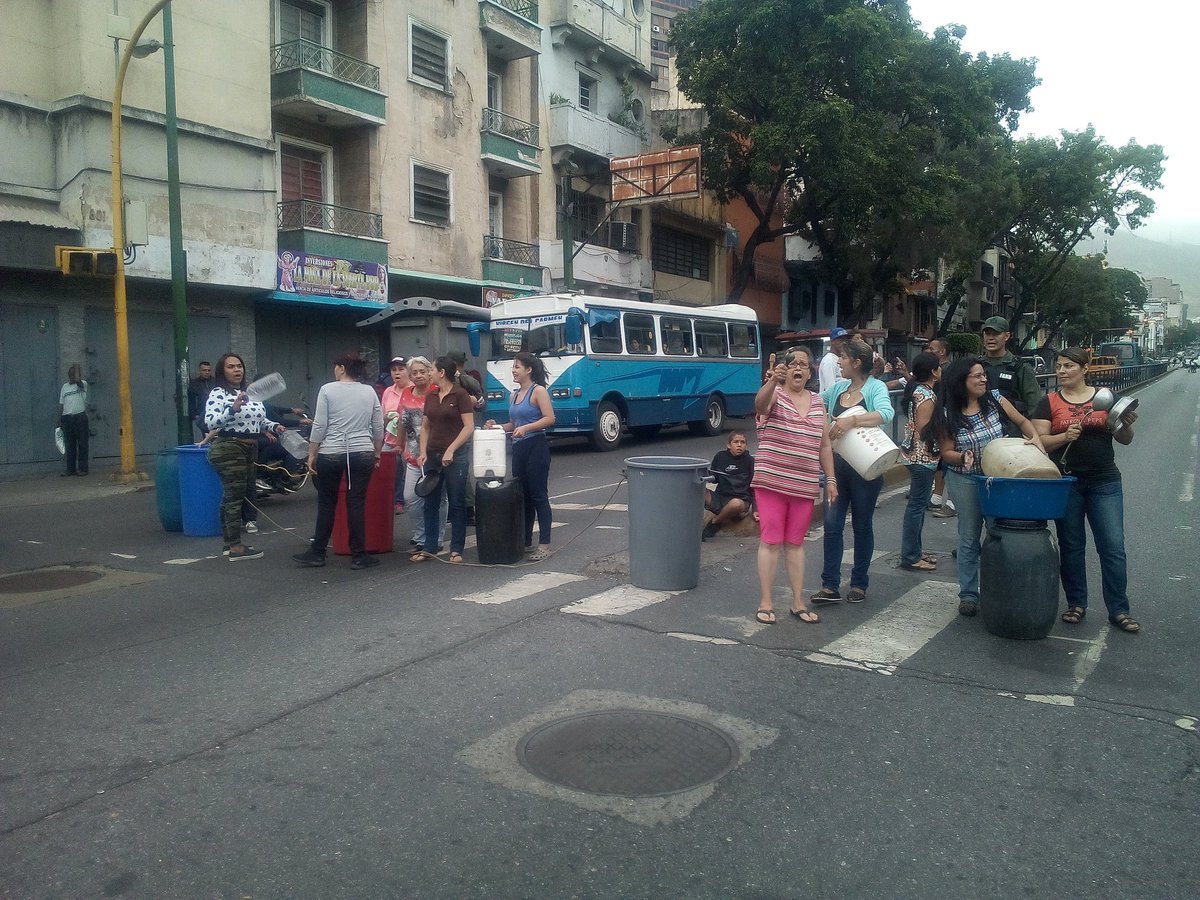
550, 388, 570, 399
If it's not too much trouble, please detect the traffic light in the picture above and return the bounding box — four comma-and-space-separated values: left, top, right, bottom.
55, 246, 119, 277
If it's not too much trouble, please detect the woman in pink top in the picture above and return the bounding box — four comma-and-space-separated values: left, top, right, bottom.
380, 356, 410, 511
750, 347, 837, 625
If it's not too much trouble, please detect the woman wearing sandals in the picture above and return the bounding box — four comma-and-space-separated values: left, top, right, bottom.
926, 357, 1047, 617
751, 347, 836, 625
898, 352, 942, 573
1031, 348, 1141, 633
810, 338, 895, 607
485, 352, 556, 562
413, 355, 475, 565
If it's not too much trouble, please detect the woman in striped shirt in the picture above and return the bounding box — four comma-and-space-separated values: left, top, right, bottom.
927, 357, 1046, 616
750, 346, 836, 625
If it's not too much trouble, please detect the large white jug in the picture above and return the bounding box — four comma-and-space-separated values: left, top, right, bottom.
980, 438, 1060, 479
833, 406, 900, 481
473, 427, 508, 479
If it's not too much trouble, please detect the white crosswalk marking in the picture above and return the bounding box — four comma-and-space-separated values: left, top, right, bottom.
553, 502, 628, 512
458, 572, 588, 605
562, 585, 682, 617
806, 581, 959, 674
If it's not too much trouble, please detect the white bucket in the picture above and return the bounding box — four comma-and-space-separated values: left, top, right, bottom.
832, 406, 900, 481
473, 427, 507, 479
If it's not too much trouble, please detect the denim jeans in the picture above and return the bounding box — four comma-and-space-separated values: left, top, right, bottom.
404, 461, 447, 546
512, 433, 552, 546
313, 452, 375, 557
946, 470, 988, 602
1055, 476, 1129, 619
820, 454, 884, 592
423, 450, 468, 554
901, 464, 937, 566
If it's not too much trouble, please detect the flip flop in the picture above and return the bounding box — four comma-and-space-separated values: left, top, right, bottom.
1061, 606, 1085, 624
900, 560, 937, 572
410, 551, 434, 562
789, 608, 820, 624
755, 609, 776, 625
448, 552, 464, 565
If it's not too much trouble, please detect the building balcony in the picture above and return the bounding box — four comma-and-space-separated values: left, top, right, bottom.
479, 0, 542, 61
480, 108, 541, 178
548, 102, 643, 165
547, 0, 648, 74
277, 200, 388, 265
482, 235, 544, 288
270, 40, 386, 127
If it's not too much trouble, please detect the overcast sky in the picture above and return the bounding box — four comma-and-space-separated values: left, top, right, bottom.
907, 0, 1199, 244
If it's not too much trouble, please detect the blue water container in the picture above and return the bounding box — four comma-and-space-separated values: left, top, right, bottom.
155, 447, 183, 532
178, 445, 223, 537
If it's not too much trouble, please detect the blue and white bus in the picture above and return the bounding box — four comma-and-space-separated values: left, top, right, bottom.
478, 294, 761, 450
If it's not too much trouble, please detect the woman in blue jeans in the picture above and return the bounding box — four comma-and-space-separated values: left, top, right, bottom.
413, 355, 475, 564
898, 352, 941, 572
1031, 348, 1140, 632
485, 352, 556, 561
811, 338, 895, 605
927, 358, 1046, 616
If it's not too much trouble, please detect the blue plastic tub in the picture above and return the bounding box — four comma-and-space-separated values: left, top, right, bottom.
178, 445, 223, 537
155, 447, 183, 532
974, 475, 1077, 520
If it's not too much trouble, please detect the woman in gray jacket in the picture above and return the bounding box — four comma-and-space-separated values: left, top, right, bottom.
293, 353, 384, 570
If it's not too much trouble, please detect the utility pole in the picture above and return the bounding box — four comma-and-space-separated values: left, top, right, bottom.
561, 173, 573, 291
163, 5, 190, 445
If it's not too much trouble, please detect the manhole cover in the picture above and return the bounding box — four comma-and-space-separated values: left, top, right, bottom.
516, 710, 738, 797
0, 570, 103, 594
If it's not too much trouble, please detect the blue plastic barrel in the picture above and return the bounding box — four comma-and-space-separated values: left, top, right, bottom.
155, 447, 183, 532
178, 445, 223, 537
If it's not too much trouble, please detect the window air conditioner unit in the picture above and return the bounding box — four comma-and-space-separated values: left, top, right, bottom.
609, 222, 639, 252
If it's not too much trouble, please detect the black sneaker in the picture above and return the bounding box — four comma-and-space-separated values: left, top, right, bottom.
292, 549, 326, 567
228, 546, 263, 561
350, 555, 380, 570
702, 523, 720, 541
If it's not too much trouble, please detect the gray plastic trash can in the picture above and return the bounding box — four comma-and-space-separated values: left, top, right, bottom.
625, 455, 710, 590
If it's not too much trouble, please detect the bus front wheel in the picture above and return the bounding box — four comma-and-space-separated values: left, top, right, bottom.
591, 401, 623, 451
689, 396, 725, 436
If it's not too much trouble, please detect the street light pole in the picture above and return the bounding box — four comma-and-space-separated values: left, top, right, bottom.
111, 0, 174, 479
163, 5, 191, 445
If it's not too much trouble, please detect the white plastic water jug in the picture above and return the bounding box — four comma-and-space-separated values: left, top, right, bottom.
980, 438, 1060, 479
473, 427, 507, 479
833, 406, 901, 481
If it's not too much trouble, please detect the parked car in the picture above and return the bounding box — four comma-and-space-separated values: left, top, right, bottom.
1019, 355, 1048, 375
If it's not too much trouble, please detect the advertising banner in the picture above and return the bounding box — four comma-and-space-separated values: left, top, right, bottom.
277, 251, 387, 302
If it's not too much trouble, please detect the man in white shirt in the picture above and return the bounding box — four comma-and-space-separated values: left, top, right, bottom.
818, 326, 849, 393
58, 364, 89, 476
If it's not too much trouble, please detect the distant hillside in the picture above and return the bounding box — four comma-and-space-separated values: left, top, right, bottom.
1077, 230, 1200, 303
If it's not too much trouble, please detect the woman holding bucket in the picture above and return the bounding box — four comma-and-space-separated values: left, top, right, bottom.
811, 338, 895, 605
926, 357, 1046, 617
485, 351, 556, 561
1030, 348, 1140, 633
751, 346, 836, 625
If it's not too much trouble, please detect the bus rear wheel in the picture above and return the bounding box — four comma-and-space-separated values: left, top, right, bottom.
689, 396, 725, 436
591, 400, 623, 451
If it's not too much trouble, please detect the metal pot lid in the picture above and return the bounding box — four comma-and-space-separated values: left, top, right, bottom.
1108, 396, 1136, 432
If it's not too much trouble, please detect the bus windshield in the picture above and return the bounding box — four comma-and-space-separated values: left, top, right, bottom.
489, 316, 576, 360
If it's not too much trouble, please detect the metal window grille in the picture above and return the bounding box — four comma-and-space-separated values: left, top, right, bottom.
413, 166, 451, 225
411, 26, 448, 88
652, 226, 710, 280
481, 108, 540, 147
485, 0, 539, 20
271, 40, 381, 91
482, 235, 540, 267
276, 200, 383, 238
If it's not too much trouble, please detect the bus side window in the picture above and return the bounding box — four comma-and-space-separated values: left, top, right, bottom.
695, 320, 728, 357
590, 319, 622, 354
729, 323, 758, 358
661, 316, 694, 356
624, 314, 656, 354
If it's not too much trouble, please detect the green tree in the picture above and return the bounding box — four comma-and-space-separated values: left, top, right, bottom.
1032, 257, 1142, 347
670, 0, 1036, 317
936, 127, 1165, 342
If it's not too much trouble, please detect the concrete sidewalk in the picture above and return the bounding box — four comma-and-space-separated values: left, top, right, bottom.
0, 468, 152, 510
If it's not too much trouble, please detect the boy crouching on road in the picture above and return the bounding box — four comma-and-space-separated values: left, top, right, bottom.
704, 431, 755, 540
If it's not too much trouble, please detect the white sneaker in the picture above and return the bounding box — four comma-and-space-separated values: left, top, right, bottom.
244, 521, 258, 533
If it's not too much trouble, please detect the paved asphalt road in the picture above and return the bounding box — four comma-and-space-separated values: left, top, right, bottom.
1, 372, 1197, 899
